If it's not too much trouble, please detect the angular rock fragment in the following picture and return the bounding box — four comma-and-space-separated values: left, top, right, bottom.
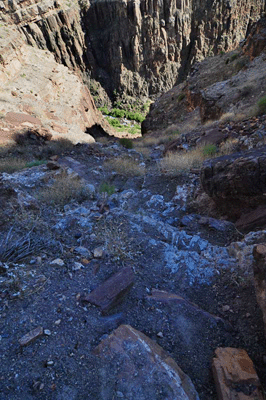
253, 244, 266, 334
19, 326, 43, 347
82, 267, 134, 313
94, 324, 199, 400
212, 347, 264, 400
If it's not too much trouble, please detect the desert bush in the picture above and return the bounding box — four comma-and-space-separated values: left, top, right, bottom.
105, 157, 145, 176
119, 138, 133, 149
37, 172, 92, 208
202, 144, 217, 156
257, 96, 266, 115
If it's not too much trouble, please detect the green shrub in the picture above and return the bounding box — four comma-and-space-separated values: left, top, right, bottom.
202, 144, 218, 156
99, 182, 116, 196
177, 93, 185, 102
106, 117, 123, 128
126, 111, 145, 123
25, 160, 47, 168
119, 138, 133, 149
99, 106, 109, 115
257, 96, 266, 115
110, 108, 126, 118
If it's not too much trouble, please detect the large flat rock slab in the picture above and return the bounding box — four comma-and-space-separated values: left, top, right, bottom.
94, 324, 200, 400
212, 347, 264, 400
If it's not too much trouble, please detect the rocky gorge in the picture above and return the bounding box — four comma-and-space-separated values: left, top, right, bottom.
1, 0, 266, 399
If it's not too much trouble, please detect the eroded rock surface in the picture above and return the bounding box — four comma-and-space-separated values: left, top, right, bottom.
94, 324, 200, 400
212, 347, 264, 400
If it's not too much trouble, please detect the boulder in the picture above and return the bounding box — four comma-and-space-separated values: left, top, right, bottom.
212, 347, 264, 400
253, 244, 266, 335
94, 324, 199, 400
200, 147, 266, 217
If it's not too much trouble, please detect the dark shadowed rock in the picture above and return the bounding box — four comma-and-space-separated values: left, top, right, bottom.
94, 324, 200, 400
145, 289, 232, 387
82, 267, 134, 313
212, 347, 264, 400
200, 147, 266, 216
253, 244, 266, 336
244, 16, 266, 59
236, 206, 266, 232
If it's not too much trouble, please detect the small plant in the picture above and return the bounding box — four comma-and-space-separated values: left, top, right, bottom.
99, 182, 116, 196
119, 138, 133, 149
202, 144, 218, 156
177, 93, 185, 102
257, 96, 266, 115
25, 160, 47, 168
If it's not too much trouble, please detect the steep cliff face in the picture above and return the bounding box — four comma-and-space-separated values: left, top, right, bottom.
0, 0, 87, 71
0, 22, 114, 144
1, 0, 265, 103
84, 0, 265, 99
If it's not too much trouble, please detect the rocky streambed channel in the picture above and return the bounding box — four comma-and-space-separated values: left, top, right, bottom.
0, 139, 266, 400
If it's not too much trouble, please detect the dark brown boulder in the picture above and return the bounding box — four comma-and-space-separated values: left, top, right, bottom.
200, 147, 266, 217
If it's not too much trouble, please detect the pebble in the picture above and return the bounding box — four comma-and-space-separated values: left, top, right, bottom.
51, 258, 64, 267
54, 319, 61, 326
44, 329, 51, 336
74, 246, 91, 258
72, 262, 84, 271
157, 332, 163, 338
93, 247, 104, 258
246, 313, 251, 318
46, 361, 54, 366
222, 305, 230, 312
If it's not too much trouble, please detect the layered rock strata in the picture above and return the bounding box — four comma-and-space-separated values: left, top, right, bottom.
84, 0, 265, 98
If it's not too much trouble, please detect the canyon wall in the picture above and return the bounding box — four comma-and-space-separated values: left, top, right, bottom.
1, 0, 265, 101
84, 0, 265, 98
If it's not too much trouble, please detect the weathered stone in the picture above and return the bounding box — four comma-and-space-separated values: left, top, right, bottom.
253, 244, 266, 335
19, 326, 43, 346
94, 324, 200, 400
51, 258, 64, 267
200, 147, 266, 216
82, 267, 134, 313
212, 347, 264, 400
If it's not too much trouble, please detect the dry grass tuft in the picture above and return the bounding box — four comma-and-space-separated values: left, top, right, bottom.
104, 157, 145, 176
36, 172, 92, 208
0, 156, 27, 174
219, 138, 239, 155
160, 146, 217, 175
